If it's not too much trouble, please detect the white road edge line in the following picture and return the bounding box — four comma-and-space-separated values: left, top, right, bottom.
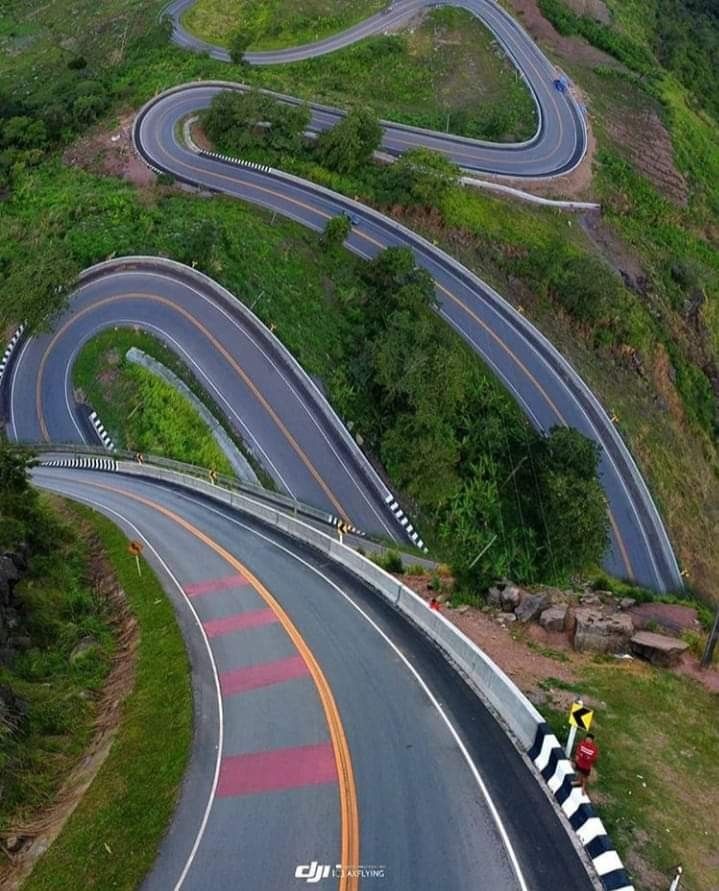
34, 477, 225, 891
166, 484, 531, 891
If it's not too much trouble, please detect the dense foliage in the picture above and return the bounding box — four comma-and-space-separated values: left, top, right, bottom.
202, 88, 310, 154
316, 106, 383, 174
0, 443, 54, 552
342, 248, 609, 585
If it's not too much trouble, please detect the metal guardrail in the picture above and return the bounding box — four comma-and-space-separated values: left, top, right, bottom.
29, 443, 367, 538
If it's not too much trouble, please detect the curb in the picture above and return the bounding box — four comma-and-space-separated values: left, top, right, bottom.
529, 724, 634, 891
75, 256, 426, 551
89, 410, 117, 452
0, 324, 26, 385
39, 456, 119, 472
93, 457, 633, 890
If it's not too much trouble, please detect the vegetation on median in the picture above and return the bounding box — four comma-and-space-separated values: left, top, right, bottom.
73, 330, 234, 475
3, 0, 719, 597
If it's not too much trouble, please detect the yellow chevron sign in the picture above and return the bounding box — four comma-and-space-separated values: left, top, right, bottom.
569, 702, 594, 731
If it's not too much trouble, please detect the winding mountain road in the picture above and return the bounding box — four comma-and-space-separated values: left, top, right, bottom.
5, 0, 682, 588
34, 466, 596, 891
166, 0, 586, 178
0, 2, 659, 888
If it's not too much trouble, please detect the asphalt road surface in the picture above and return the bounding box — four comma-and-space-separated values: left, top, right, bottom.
35, 466, 596, 891
165, 0, 587, 178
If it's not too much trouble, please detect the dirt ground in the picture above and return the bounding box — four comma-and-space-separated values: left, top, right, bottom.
400, 574, 719, 697
506, 0, 615, 66
63, 109, 155, 187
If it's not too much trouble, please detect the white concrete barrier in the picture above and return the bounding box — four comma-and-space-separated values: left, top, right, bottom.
110, 459, 634, 889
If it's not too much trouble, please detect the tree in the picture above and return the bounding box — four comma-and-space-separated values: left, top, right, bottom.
383, 147, 460, 207
523, 426, 610, 580
322, 214, 352, 250
316, 107, 382, 174
228, 31, 253, 65
0, 441, 46, 551
202, 89, 310, 154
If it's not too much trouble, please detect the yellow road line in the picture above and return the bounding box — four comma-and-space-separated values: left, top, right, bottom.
89, 479, 360, 890
35, 292, 352, 522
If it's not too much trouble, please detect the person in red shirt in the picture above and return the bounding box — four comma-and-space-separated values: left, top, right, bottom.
574, 733, 599, 792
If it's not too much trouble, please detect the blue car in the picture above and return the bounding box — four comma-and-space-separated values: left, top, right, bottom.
553, 77, 567, 94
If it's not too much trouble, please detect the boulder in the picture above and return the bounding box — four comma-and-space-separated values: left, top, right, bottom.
540, 605, 568, 632
486, 586, 502, 608
500, 585, 522, 612
573, 608, 634, 653
516, 592, 549, 623
619, 597, 636, 610
630, 631, 689, 667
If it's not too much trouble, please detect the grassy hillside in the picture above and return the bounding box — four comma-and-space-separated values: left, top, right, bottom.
182, 0, 384, 50
184, 6, 537, 141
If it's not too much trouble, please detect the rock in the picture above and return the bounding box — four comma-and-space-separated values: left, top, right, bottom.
70, 636, 99, 664
630, 631, 689, 667
540, 605, 568, 632
486, 586, 502, 608
541, 587, 569, 604
573, 608, 634, 654
579, 592, 602, 606
500, 585, 522, 612
455, 604, 470, 615
515, 592, 549, 623
619, 597, 636, 610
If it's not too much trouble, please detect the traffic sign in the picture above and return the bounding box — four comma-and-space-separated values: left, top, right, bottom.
569, 702, 594, 731
128, 540, 144, 557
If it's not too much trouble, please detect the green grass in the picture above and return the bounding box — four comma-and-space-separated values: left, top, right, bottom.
238, 8, 537, 141
540, 660, 719, 890
72, 331, 235, 474
182, 0, 384, 50
23, 501, 192, 891
0, 503, 115, 833
71, 328, 274, 483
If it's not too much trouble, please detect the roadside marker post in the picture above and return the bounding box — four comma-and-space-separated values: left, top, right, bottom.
128, 539, 144, 577
337, 519, 350, 544
669, 866, 683, 891
565, 698, 594, 758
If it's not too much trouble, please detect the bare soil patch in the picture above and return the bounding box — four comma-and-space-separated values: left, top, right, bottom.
399, 574, 719, 697
63, 110, 155, 187
601, 99, 688, 205
505, 0, 615, 66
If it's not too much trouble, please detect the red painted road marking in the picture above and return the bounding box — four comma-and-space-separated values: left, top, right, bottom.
217, 742, 337, 797
185, 573, 250, 597
203, 607, 277, 639
221, 655, 309, 696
